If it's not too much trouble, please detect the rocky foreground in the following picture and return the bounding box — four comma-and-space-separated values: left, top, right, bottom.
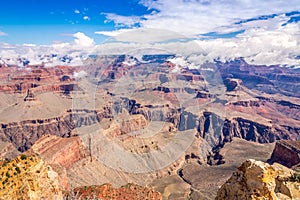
0, 154, 63, 200
0, 153, 162, 200
216, 159, 300, 200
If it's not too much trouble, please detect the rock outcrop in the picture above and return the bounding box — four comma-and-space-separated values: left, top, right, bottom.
24, 89, 36, 101
114, 113, 148, 135
269, 140, 300, 168
30, 135, 88, 190
223, 78, 241, 92
0, 154, 63, 200
215, 159, 300, 200
30, 135, 87, 169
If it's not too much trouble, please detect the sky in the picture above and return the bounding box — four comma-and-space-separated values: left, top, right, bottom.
0, 0, 152, 44
0, 0, 300, 66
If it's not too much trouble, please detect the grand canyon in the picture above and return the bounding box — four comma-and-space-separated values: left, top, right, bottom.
1, 1, 300, 199
0, 53, 299, 199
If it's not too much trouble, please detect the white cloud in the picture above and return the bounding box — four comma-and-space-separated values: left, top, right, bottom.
194, 23, 300, 66
96, 28, 186, 43
101, 0, 300, 37
0, 32, 96, 67
74, 9, 80, 14
83, 16, 90, 21
22, 43, 37, 47
92, 24, 300, 66
95, 29, 134, 37
93, 0, 300, 66
73, 32, 94, 47
0, 31, 7, 36
102, 13, 142, 27
1, 24, 299, 67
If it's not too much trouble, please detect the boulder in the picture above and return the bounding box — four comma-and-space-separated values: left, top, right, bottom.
216, 159, 300, 200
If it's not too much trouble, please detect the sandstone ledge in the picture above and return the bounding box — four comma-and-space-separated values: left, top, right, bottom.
216, 159, 300, 200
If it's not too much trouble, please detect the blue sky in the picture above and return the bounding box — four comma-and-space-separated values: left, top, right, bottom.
1, 0, 299, 45
0, 0, 151, 44
1, 0, 300, 45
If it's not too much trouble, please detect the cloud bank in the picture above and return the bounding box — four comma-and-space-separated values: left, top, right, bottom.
0, 32, 96, 67
92, 0, 300, 66
101, 0, 300, 37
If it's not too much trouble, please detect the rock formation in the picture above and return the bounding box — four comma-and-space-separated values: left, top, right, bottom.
30, 135, 87, 190
223, 78, 241, 91
0, 65, 79, 95
30, 135, 87, 169
0, 154, 63, 200
0, 108, 113, 151
215, 159, 300, 200
217, 58, 300, 97
269, 140, 300, 168
24, 89, 36, 101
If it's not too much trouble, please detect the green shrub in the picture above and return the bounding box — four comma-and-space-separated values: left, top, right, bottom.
15, 167, 21, 174
20, 155, 27, 160
290, 173, 300, 182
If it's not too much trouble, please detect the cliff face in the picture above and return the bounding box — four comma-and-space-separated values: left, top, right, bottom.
269, 140, 300, 168
0, 108, 112, 151
215, 159, 300, 200
114, 113, 148, 135
31, 135, 87, 169
220, 117, 291, 144
1, 95, 297, 166
0, 65, 78, 94
218, 58, 300, 97
113, 97, 298, 149
0, 154, 63, 200
30, 135, 88, 190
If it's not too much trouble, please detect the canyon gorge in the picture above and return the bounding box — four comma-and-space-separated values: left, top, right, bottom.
0, 55, 299, 199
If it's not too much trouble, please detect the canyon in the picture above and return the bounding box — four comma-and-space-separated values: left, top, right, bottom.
0, 55, 299, 199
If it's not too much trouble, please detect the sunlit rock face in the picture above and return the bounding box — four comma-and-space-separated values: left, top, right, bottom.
0, 154, 63, 200
216, 159, 300, 200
